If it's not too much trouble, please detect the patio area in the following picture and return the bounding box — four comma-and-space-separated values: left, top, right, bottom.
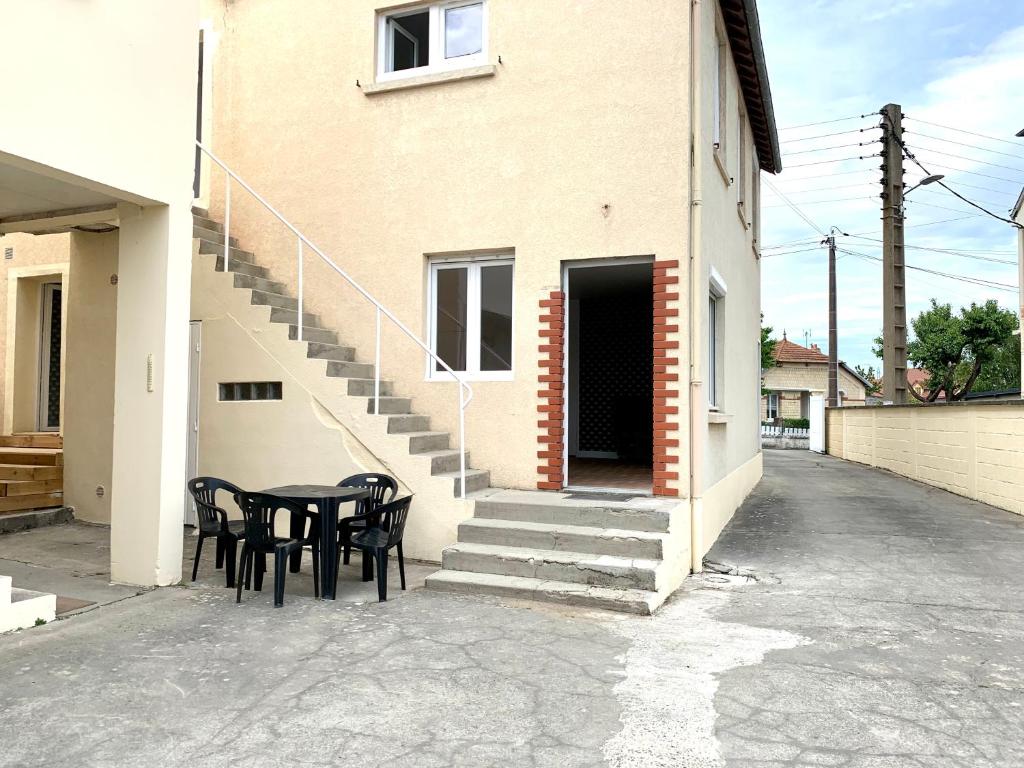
2, 450, 1024, 766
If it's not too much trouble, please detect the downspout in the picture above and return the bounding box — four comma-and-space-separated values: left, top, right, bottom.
687, 0, 706, 573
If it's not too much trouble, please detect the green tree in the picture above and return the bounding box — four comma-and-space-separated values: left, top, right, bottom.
905, 299, 1019, 401
760, 318, 777, 371
855, 365, 881, 396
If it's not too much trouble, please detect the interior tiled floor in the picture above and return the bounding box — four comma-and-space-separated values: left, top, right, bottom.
567, 457, 652, 492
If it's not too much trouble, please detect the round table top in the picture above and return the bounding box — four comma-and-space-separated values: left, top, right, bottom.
261, 484, 370, 502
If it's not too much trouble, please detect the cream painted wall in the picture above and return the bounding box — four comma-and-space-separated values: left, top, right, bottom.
1, 0, 200, 207
200, 0, 692, 492
827, 402, 1024, 516
190, 265, 392, 510
698, 0, 763, 493
63, 233, 118, 524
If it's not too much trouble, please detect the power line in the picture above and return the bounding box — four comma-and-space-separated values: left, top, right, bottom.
839, 248, 1018, 292
773, 168, 881, 182
764, 181, 881, 196
779, 114, 871, 131
783, 141, 876, 156
914, 185, 1013, 211
779, 126, 881, 144
765, 195, 878, 209
785, 153, 882, 169
905, 145, 1024, 175
908, 160, 1024, 186
905, 130, 1024, 162
904, 116, 1024, 149
845, 234, 1017, 264
760, 246, 825, 258
904, 176, 1016, 197
762, 177, 827, 235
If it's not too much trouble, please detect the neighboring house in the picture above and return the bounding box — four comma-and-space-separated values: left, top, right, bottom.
0, 0, 780, 612
762, 335, 868, 420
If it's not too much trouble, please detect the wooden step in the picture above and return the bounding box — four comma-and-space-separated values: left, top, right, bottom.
0, 448, 62, 466
0, 479, 63, 497
0, 491, 63, 514
0, 464, 62, 481
0, 434, 62, 449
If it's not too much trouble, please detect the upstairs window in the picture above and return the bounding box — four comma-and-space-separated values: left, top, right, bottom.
379, 1, 486, 80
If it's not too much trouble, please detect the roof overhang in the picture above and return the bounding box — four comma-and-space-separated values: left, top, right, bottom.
718, 0, 781, 173
1012, 187, 1024, 222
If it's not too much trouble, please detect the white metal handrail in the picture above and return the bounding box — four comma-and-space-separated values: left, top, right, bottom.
197, 141, 474, 498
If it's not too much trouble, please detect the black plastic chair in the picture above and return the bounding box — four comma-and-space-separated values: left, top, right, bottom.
235, 492, 320, 607
337, 473, 398, 565
337, 495, 412, 602
186, 477, 246, 587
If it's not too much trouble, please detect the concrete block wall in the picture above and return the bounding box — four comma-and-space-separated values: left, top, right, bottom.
826, 401, 1024, 516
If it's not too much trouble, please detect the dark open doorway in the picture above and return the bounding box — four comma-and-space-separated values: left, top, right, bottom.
565, 260, 653, 493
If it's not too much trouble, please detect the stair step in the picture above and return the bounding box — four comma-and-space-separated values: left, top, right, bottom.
405, 431, 450, 454
250, 290, 298, 311
192, 215, 223, 233
1, 479, 63, 497
306, 342, 356, 362
0, 491, 64, 514
419, 449, 469, 475
386, 414, 430, 434
347, 379, 395, 397
0, 584, 57, 632
0, 434, 62, 450
458, 518, 665, 559
474, 490, 672, 533
0, 506, 73, 535
442, 542, 659, 591
0, 465, 61, 481
0, 449, 62, 467
191, 206, 209, 218
233, 273, 287, 294
288, 325, 337, 344
436, 468, 490, 496
268, 307, 321, 328
193, 226, 239, 247
425, 570, 660, 615
326, 360, 375, 380
365, 396, 411, 415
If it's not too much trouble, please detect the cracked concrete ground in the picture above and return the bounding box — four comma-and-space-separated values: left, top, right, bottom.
1, 450, 1022, 766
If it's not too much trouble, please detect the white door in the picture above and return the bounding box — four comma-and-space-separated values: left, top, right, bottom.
184, 322, 201, 526
37, 282, 62, 432
808, 395, 825, 453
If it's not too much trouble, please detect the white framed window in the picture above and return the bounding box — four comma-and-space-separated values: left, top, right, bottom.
377, 1, 487, 81
752, 154, 761, 254
737, 107, 747, 212
428, 255, 513, 381
766, 393, 779, 420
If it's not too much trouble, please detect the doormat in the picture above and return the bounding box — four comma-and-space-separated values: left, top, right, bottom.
55, 596, 95, 616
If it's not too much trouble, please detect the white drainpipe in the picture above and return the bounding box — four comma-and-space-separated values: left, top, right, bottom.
688, 0, 706, 573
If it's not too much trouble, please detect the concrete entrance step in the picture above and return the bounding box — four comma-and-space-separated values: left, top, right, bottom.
442, 542, 660, 590
457, 517, 666, 559
0, 506, 73, 535
473, 489, 673, 532
0, 575, 56, 632
425, 570, 664, 615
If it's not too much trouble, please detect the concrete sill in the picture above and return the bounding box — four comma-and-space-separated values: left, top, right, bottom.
363, 64, 497, 95
708, 411, 732, 425
713, 149, 732, 187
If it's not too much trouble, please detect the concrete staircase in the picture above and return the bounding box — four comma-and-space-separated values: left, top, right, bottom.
0, 434, 64, 515
425, 489, 682, 615
192, 211, 490, 498
0, 574, 56, 633
193, 210, 686, 614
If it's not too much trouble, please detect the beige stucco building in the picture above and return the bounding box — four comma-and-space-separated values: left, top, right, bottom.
0, 0, 780, 611
762, 336, 869, 420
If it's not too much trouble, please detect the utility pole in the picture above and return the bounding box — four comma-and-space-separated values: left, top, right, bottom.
881, 103, 907, 404
825, 234, 838, 407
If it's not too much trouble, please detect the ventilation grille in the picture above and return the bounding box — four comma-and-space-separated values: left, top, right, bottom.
218, 381, 283, 401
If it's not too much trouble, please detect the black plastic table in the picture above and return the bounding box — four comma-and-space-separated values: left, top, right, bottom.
262, 484, 370, 600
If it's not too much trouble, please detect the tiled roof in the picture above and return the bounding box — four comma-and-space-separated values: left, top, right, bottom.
773, 338, 828, 364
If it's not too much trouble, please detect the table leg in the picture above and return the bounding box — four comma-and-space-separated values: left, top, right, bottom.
320, 499, 338, 600
289, 511, 304, 574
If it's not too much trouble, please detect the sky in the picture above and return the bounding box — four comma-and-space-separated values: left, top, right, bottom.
758, 0, 1024, 374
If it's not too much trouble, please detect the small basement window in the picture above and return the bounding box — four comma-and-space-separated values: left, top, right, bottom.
219, 381, 283, 401
378, 1, 486, 80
